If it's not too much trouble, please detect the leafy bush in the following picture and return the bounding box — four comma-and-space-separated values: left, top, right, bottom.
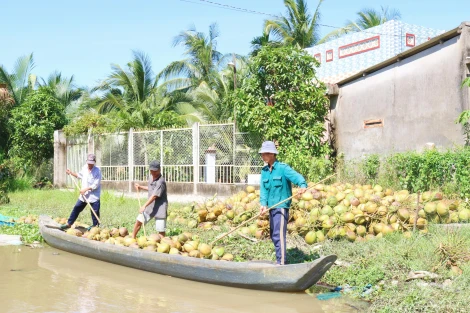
0, 161, 11, 204
232, 45, 331, 179
8, 87, 67, 169
337, 148, 470, 197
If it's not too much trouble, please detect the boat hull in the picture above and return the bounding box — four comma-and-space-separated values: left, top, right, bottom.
39, 216, 336, 292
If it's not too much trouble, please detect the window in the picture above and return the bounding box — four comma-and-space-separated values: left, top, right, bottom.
314, 53, 321, 63
326, 50, 333, 62
406, 33, 416, 47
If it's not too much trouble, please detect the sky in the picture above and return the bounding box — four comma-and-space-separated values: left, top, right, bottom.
1, 0, 468, 88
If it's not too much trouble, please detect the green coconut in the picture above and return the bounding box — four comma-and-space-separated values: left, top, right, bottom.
198, 243, 212, 258
321, 205, 334, 216
322, 219, 334, 229
248, 224, 258, 236
458, 209, 470, 222
335, 192, 346, 202
334, 205, 348, 215
356, 225, 367, 236
373, 223, 384, 235
436, 201, 449, 216
354, 189, 364, 198
315, 230, 325, 242
224, 210, 234, 220
157, 242, 170, 253
213, 246, 225, 257
365, 202, 378, 214
424, 202, 437, 215
124, 237, 136, 247
221, 253, 234, 261
326, 196, 338, 207
450, 212, 459, 223
354, 214, 366, 225
340, 212, 355, 223
295, 217, 307, 228
397, 208, 410, 221
189, 250, 201, 258
137, 236, 148, 248
304, 231, 317, 245
346, 231, 356, 242
66, 228, 82, 237
302, 192, 314, 201
183, 241, 199, 252
169, 248, 180, 255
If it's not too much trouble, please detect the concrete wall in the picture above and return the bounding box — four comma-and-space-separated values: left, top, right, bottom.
332, 23, 470, 159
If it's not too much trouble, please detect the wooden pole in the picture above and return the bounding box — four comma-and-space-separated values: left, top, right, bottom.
138, 189, 147, 237
211, 174, 335, 245
413, 192, 420, 232
70, 175, 102, 225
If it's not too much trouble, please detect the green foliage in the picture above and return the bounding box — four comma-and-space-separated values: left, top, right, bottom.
462, 77, 470, 88
8, 87, 67, 168
233, 45, 330, 178
282, 151, 334, 182
456, 77, 470, 145
0, 223, 43, 243
264, 0, 324, 48
63, 111, 117, 136
338, 148, 470, 197
318, 228, 470, 312
364, 154, 380, 182
0, 161, 11, 204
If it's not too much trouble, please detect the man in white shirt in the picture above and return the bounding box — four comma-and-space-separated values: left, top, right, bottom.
61, 153, 102, 230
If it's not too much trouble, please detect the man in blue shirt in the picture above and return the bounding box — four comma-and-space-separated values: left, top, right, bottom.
259, 141, 307, 265
61, 153, 102, 230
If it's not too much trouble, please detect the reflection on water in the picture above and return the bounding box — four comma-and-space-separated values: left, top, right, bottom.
0, 246, 364, 313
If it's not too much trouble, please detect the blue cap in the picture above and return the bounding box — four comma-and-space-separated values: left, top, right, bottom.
259, 141, 278, 154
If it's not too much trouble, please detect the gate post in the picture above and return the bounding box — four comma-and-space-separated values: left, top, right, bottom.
53, 130, 67, 187
128, 128, 134, 193
192, 123, 200, 194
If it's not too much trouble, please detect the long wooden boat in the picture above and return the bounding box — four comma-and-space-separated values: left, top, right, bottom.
39, 215, 336, 292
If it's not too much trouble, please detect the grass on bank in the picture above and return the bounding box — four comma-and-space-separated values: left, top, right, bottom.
1, 189, 470, 313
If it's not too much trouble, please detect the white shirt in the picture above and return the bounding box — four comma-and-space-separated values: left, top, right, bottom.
77, 165, 101, 203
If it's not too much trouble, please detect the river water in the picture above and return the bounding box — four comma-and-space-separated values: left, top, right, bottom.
0, 246, 364, 313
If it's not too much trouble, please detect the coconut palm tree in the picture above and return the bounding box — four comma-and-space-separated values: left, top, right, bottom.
264, 0, 324, 49
94, 50, 204, 127
94, 50, 157, 112
39, 71, 83, 108
319, 6, 401, 43
157, 23, 240, 92
250, 31, 282, 57
0, 53, 36, 106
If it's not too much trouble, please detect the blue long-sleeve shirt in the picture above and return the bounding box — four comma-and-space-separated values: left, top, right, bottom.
259, 160, 307, 208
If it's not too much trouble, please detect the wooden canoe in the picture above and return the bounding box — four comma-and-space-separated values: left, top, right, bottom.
39, 215, 336, 292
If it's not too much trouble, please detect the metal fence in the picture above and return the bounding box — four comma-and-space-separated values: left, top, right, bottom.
66, 123, 264, 188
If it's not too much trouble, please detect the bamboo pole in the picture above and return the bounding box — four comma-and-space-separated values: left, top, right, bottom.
70, 175, 102, 225
138, 189, 147, 237
413, 192, 420, 232
211, 174, 336, 245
